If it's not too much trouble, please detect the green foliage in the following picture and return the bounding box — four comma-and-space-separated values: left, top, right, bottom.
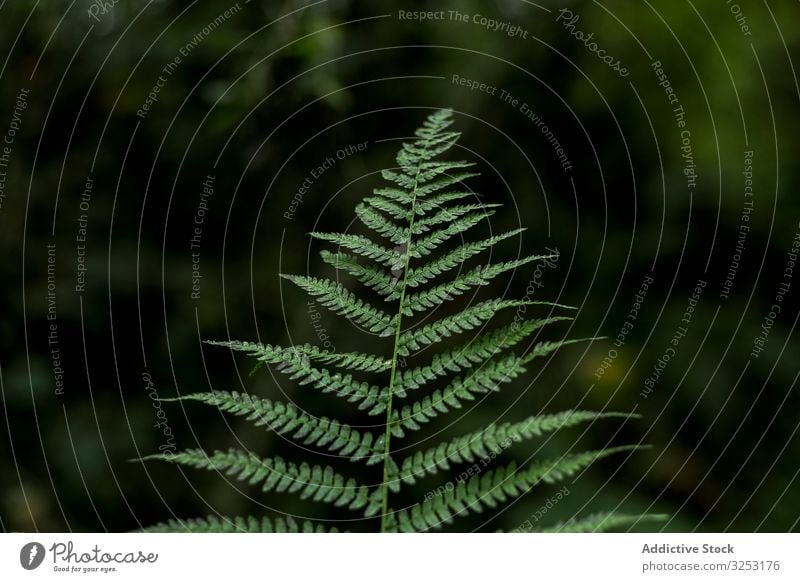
524, 512, 670, 533
396, 413, 638, 485
147, 515, 339, 533
390, 447, 640, 532
144, 110, 658, 532
144, 449, 371, 510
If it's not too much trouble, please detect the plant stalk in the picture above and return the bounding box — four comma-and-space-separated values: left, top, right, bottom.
379, 162, 423, 532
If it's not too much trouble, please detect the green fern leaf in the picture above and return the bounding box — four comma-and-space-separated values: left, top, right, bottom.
416, 172, 481, 197
394, 318, 570, 393
381, 168, 418, 190
355, 203, 408, 244
411, 203, 502, 233
398, 299, 573, 355
409, 211, 495, 258
391, 446, 640, 531
414, 191, 481, 214
319, 251, 398, 297
173, 391, 381, 462
363, 194, 411, 219
251, 355, 387, 414
281, 275, 396, 335
145, 449, 370, 510
401, 229, 531, 290
205, 340, 391, 373
308, 232, 402, 269
416, 161, 476, 183
389, 339, 589, 437
400, 256, 551, 314
528, 512, 668, 533
147, 109, 661, 533
144, 515, 339, 533
398, 412, 637, 484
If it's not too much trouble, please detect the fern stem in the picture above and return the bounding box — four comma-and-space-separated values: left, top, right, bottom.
146, 110, 657, 533
379, 163, 423, 532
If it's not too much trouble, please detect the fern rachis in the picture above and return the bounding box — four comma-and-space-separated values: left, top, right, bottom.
144, 109, 661, 533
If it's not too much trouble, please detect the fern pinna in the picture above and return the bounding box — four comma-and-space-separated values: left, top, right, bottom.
146, 109, 654, 533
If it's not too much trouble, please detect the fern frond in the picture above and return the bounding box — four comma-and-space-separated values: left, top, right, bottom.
174, 391, 380, 462
253, 355, 387, 414
401, 256, 549, 314
398, 412, 637, 484
211, 333, 413, 417
355, 203, 408, 244
414, 109, 456, 136
376, 167, 480, 204
414, 191, 480, 214
416, 161, 476, 183
398, 133, 459, 162
205, 340, 391, 373
394, 318, 569, 393
390, 446, 640, 531
319, 251, 398, 297
390, 356, 531, 436
149, 109, 656, 534
411, 203, 502, 234
144, 515, 340, 533
400, 229, 530, 291
281, 275, 396, 335
145, 449, 370, 510
390, 340, 591, 437
371, 186, 414, 206
381, 168, 418, 190
414, 191, 480, 216
364, 194, 411, 219
520, 338, 593, 364
409, 212, 495, 258
529, 512, 668, 533
391, 366, 513, 436
308, 232, 402, 269
398, 299, 573, 355
416, 172, 481, 197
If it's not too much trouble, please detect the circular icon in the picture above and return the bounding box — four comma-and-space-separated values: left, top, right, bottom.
19, 542, 46, 570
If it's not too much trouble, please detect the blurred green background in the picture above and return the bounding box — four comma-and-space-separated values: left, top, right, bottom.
1, 0, 799, 532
